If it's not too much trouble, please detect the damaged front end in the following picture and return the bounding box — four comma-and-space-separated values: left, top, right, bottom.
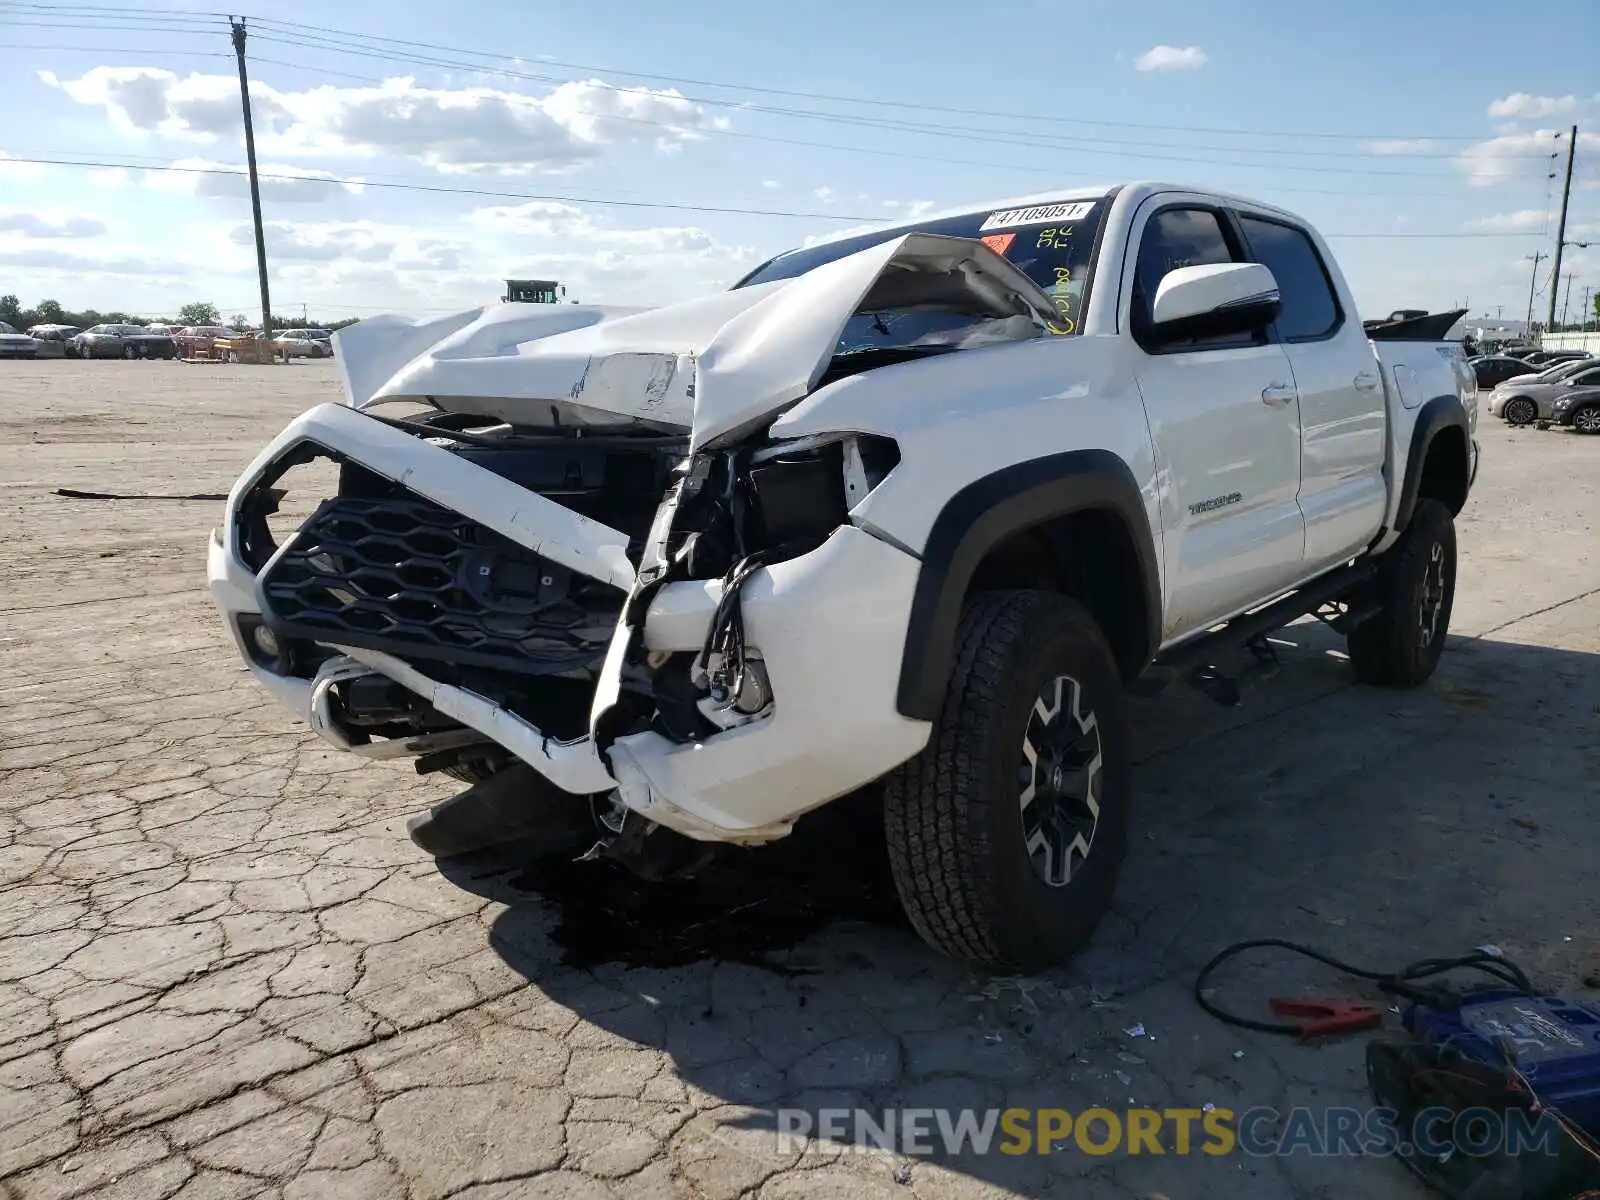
209, 231, 1060, 851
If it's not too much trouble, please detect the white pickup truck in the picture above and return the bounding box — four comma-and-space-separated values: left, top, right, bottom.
208, 182, 1478, 971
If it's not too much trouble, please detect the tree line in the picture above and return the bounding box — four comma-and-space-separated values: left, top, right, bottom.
0, 296, 361, 332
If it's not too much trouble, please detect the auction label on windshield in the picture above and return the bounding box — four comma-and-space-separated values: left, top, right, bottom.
980, 202, 1096, 231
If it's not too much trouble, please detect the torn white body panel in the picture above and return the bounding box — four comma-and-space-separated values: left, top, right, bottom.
336, 285, 784, 428
331, 234, 1060, 451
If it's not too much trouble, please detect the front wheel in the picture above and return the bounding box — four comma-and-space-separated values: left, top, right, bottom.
1502, 397, 1537, 426
1571, 406, 1600, 435
1346, 499, 1456, 688
883, 591, 1131, 973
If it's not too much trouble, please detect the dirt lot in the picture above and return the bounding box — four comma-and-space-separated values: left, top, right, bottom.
2, 359, 1597, 1200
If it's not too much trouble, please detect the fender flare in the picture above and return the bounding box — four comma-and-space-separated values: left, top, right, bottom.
895, 449, 1161, 721
1393, 395, 1470, 534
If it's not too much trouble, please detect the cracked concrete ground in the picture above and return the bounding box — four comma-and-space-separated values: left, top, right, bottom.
2, 360, 1596, 1200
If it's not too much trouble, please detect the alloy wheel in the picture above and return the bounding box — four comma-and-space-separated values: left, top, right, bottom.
1503, 398, 1536, 426
1017, 674, 1103, 888
1573, 407, 1600, 435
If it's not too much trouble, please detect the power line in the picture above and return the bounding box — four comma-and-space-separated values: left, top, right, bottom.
0, 153, 886, 219
0, 151, 1562, 239
241, 29, 1550, 178
237, 13, 1510, 144
0, 0, 1531, 145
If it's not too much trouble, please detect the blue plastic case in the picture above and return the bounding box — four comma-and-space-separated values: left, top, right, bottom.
1405, 990, 1600, 1134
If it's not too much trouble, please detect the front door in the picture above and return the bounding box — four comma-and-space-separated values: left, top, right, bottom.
1125, 203, 1306, 642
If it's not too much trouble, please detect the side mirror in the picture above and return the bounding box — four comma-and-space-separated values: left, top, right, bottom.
1148, 262, 1280, 345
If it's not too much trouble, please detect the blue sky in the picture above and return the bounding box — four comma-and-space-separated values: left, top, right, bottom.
1, 0, 1596, 325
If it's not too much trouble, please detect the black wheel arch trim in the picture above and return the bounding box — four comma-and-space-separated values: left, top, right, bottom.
1393, 394, 1471, 533
895, 449, 1162, 722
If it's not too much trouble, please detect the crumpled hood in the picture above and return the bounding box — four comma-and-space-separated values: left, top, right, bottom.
334, 285, 785, 431
333, 231, 1059, 446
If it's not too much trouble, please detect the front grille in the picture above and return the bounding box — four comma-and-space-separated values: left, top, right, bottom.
258, 493, 624, 675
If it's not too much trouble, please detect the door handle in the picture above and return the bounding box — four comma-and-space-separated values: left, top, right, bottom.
1261, 383, 1296, 406
1353, 371, 1381, 394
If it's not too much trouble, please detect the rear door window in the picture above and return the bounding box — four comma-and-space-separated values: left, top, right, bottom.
1238, 216, 1342, 341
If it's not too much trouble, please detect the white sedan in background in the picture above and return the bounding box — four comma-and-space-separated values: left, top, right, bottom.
273, 330, 335, 358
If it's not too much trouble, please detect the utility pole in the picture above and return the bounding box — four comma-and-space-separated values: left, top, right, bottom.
1545, 124, 1578, 334
231, 18, 273, 350
1524, 251, 1545, 331
301, 302, 308, 325
1583, 286, 1593, 332
1559, 273, 1574, 330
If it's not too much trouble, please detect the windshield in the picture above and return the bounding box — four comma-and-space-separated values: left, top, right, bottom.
736, 197, 1108, 338
0, 321, 17, 335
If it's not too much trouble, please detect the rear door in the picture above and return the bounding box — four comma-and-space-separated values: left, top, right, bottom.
1234, 212, 1388, 569
1123, 199, 1306, 641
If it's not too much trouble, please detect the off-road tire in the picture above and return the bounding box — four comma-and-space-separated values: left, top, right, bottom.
1502, 397, 1537, 426
1347, 499, 1456, 688
883, 590, 1131, 973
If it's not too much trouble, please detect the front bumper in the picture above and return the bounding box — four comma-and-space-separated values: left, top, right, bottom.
209, 403, 932, 843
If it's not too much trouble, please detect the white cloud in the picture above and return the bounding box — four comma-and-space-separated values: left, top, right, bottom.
761, 179, 779, 188
229, 220, 424, 265
1133, 45, 1207, 72
1486, 92, 1599, 121
44, 67, 726, 176
1457, 129, 1598, 186
1368, 139, 1436, 156
1465, 210, 1547, 232
153, 159, 366, 203
0, 212, 108, 239
813, 186, 835, 202
86, 167, 132, 190
0, 246, 193, 277
0, 152, 45, 181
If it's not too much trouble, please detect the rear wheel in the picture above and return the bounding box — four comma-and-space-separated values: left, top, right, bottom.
1501, 397, 1537, 426
1571, 406, 1600, 435
1347, 499, 1456, 688
883, 591, 1131, 973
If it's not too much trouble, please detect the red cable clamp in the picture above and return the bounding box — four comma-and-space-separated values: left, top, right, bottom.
1268, 996, 1384, 1041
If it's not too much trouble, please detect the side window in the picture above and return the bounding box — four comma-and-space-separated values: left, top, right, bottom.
1239, 216, 1341, 341
1572, 368, 1600, 387
1131, 207, 1253, 351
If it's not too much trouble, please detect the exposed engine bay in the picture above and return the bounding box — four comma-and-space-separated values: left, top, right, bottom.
238, 408, 899, 784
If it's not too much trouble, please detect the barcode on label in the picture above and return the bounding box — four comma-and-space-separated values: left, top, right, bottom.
979, 202, 1096, 231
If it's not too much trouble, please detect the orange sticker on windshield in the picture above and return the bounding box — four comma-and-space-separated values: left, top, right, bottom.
980, 233, 1015, 256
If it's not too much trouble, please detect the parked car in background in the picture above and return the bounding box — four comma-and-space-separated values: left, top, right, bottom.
173, 326, 232, 357
1550, 385, 1600, 434
144, 323, 181, 337
1526, 349, 1590, 367
272, 329, 334, 358
1503, 346, 1541, 360
1470, 354, 1540, 390
25, 324, 81, 358
1489, 362, 1600, 425
74, 324, 178, 359
0, 321, 39, 358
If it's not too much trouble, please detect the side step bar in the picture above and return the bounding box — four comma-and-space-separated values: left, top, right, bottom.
1132, 560, 1378, 704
